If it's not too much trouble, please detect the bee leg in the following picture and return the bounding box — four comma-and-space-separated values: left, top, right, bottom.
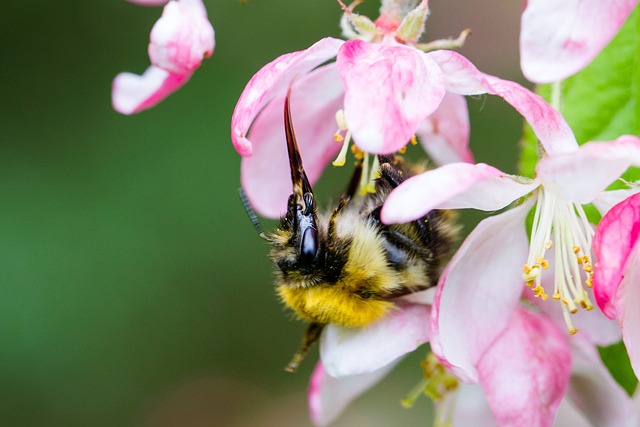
285, 322, 325, 373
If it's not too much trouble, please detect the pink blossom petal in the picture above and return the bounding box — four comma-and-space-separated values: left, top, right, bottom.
430, 201, 532, 382
478, 309, 571, 427
381, 162, 537, 224
566, 333, 638, 427
427, 50, 578, 156
417, 92, 473, 164
320, 303, 430, 377
450, 384, 497, 427
231, 37, 344, 157
593, 192, 640, 318
148, 0, 214, 75
336, 40, 445, 154
308, 361, 396, 427
619, 254, 640, 381
592, 188, 640, 216
112, 66, 191, 115
555, 399, 591, 427
520, 0, 639, 83
537, 135, 640, 204
240, 64, 344, 218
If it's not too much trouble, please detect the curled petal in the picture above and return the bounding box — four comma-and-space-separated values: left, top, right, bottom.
320, 303, 430, 377
566, 334, 638, 427
593, 192, 640, 318
112, 66, 190, 115
430, 202, 532, 382
417, 92, 473, 165
537, 135, 640, 204
337, 40, 445, 154
478, 309, 571, 427
148, 0, 214, 75
427, 50, 578, 156
231, 37, 344, 157
240, 64, 344, 218
520, 0, 639, 83
381, 162, 537, 224
308, 361, 396, 427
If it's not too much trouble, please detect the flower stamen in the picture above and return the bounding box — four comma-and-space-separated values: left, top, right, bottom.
523, 188, 595, 334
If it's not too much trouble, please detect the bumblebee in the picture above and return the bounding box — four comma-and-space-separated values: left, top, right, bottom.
241, 89, 456, 372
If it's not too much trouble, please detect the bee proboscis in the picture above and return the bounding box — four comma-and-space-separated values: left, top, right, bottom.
241, 88, 456, 372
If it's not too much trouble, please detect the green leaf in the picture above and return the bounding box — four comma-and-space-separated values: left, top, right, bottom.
598, 341, 639, 396
518, 6, 640, 177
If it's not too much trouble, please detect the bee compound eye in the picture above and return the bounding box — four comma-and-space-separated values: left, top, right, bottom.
299, 227, 318, 266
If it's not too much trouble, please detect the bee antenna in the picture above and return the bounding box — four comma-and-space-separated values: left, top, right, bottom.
238, 187, 268, 240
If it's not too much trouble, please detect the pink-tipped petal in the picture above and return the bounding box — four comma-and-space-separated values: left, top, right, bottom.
537, 135, 640, 204
619, 252, 640, 381
428, 50, 578, 156
478, 309, 571, 427
430, 201, 532, 382
520, 0, 639, 83
148, 0, 214, 75
593, 192, 640, 318
566, 334, 638, 427
112, 66, 190, 115
337, 40, 445, 154
417, 92, 473, 164
308, 361, 396, 427
231, 38, 344, 157
320, 303, 430, 377
240, 64, 344, 218
381, 162, 536, 224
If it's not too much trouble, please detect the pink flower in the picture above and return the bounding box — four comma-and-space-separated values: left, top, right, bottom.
593, 192, 640, 380
112, 0, 214, 114
308, 289, 634, 426
232, 2, 573, 218
520, 0, 638, 83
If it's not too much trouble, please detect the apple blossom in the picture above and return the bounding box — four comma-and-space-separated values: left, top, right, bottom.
593, 192, 640, 380
232, 1, 573, 218
520, 0, 638, 83
112, 0, 214, 114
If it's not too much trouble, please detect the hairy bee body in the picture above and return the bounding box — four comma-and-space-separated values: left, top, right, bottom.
242, 89, 456, 371
269, 157, 455, 328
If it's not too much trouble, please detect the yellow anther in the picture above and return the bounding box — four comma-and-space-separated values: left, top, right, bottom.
573, 245, 581, 254
552, 293, 561, 300
585, 275, 593, 288
351, 144, 365, 160
583, 264, 593, 273
569, 327, 579, 336
334, 133, 344, 142
544, 240, 553, 250
561, 298, 570, 305
532, 285, 548, 300
398, 146, 407, 154
410, 135, 418, 145
536, 256, 549, 269
522, 265, 540, 282
522, 264, 532, 274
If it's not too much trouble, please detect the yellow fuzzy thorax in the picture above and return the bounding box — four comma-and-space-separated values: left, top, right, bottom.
277, 216, 405, 327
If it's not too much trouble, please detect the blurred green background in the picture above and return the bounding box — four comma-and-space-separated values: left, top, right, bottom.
0, 1, 525, 426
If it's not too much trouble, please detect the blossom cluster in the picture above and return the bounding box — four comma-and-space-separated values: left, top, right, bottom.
113, 0, 640, 425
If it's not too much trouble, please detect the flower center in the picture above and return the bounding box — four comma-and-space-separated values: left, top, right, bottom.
522, 188, 595, 334
402, 353, 458, 426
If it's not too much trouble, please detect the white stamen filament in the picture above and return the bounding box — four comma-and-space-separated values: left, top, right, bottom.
332, 130, 352, 167
523, 188, 595, 334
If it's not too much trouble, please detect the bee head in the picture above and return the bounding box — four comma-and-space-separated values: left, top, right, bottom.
282, 87, 320, 272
